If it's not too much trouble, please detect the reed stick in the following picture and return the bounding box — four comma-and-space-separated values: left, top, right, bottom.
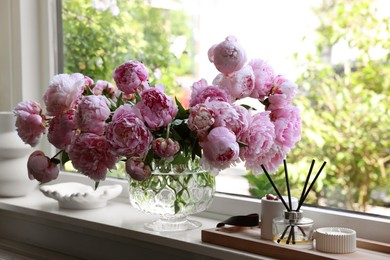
261, 165, 290, 211
284, 159, 292, 211
297, 160, 315, 211
297, 161, 327, 211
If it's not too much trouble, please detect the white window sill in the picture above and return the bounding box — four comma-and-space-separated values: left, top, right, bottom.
0, 173, 272, 260
0, 172, 388, 260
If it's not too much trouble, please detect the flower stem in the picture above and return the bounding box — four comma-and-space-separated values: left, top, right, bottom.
52, 150, 64, 159
166, 123, 171, 139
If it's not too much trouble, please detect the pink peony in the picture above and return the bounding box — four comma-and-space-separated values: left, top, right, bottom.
271, 106, 301, 153
212, 65, 255, 100
258, 143, 286, 174
200, 126, 239, 173
47, 111, 76, 150
249, 59, 275, 101
106, 104, 153, 157
92, 80, 115, 99
14, 100, 46, 147
208, 36, 247, 75
27, 151, 59, 183
113, 60, 149, 94
188, 103, 215, 140
137, 85, 178, 130
206, 100, 248, 136
189, 79, 229, 107
239, 111, 276, 173
267, 75, 297, 110
84, 76, 94, 87
43, 73, 85, 116
152, 138, 180, 161
68, 133, 118, 181
126, 157, 152, 181
74, 95, 111, 135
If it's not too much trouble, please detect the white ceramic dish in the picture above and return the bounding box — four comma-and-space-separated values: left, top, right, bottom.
39, 182, 123, 209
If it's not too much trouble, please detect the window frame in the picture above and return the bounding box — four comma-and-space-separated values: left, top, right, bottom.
1, 0, 388, 247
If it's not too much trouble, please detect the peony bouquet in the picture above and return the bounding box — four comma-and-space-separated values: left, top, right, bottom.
14, 36, 301, 186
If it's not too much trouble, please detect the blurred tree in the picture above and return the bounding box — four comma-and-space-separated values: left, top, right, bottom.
62, 0, 193, 97
246, 0, 390, 212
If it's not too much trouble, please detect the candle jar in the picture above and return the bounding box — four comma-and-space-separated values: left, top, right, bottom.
272, 211, 314, 249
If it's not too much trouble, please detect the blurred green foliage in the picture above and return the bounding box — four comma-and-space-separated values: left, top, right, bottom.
62, 0, 193, 98
246, 0, 390, 212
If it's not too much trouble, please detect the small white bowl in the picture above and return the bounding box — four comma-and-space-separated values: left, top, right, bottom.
39, 182, 122, 210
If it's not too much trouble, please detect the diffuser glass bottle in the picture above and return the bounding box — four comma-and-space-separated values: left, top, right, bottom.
272, 210, 314, 249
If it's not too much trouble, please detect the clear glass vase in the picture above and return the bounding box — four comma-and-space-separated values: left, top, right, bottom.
128, 159, 215, 232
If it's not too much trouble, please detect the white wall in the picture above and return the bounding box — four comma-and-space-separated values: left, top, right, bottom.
0, 0, 58, 156
0, 0, 58, 112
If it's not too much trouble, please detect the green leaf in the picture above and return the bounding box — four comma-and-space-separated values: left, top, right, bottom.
191, 138, 202, 161
259, 98, 269, 107
135, 92, 141, 103
61, 151, 70, 166
237, 141, 248, 147
94, 181, 100, 190
175, 97, 189, 119
143, 149, 155, 168
50, 158, 61, 165
240, 104, 257, 110
116, 92, 124, 108
171, 119, 184, 126
170, 128, 183, 141
171, 153, 190, 164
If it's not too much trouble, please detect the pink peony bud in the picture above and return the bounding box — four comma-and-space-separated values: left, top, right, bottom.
208, 36, 247, 75
200, 126, 239, 172
14, 100, 46, 147
27, 151, 59, 183
126, 157, 152, 181
152, 138, 180, 161
113, 60, 149, 94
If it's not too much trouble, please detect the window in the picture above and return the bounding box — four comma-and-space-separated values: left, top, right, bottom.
58, 0, 390, 216
60, 0, 390, 218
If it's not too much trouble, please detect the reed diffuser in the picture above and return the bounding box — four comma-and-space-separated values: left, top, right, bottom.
261, 159, 327, 249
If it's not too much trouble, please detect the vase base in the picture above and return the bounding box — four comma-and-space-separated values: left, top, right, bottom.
144, 217, 202, 232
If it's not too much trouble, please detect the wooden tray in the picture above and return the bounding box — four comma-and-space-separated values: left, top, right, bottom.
201, 226, 390, 260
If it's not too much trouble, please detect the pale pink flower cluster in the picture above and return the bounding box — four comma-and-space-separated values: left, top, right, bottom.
188, 36, 301, 174
14, 35, 301, 185
14, 58, 179, 183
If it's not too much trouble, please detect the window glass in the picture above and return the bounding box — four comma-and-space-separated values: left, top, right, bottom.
61, 0, 390, 217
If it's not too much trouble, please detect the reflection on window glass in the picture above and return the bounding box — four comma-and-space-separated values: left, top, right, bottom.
62, 0, 389, 217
